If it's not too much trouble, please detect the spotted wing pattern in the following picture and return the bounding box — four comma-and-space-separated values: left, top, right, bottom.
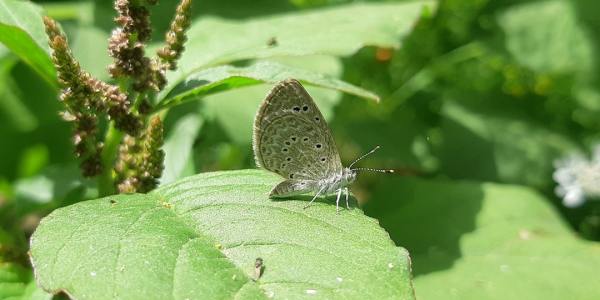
253, 79, 343, 182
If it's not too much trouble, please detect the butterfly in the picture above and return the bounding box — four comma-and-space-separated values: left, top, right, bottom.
252, 79, 392, 212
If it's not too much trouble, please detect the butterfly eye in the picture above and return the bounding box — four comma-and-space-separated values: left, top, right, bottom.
320, 157, 326, 162
315, 144, 322, 149
315, 117, 320, 121
302, 105, 309, 111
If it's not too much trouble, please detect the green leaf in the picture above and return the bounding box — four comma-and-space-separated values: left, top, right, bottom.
163, 1, 436, 95
0, 60, 71, 180
497, 0, 594, 75
198, 55, 346, 146
157, 60, 379, 111
0, 263, 51, 300
0, 263, 29, 299
30, 170, 413, 299
42, 1, 94, 24
0, 54, 38, 132
13, 164, 89, 217
160, 114, 203, 185
364, 177, 600, 300
0, 0, 56, 86
69, 25, 111, 80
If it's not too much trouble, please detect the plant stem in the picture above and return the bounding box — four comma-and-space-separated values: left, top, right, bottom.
98, 122, 123, 197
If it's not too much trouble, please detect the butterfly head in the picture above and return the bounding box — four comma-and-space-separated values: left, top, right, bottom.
342, 167, 358, 185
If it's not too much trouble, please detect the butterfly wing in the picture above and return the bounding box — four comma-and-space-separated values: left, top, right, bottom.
269, 179, 318, 198
253, 79, 343, 183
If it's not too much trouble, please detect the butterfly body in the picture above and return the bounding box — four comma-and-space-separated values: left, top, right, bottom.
269, 168, 357, 198
253, 79, 356, 211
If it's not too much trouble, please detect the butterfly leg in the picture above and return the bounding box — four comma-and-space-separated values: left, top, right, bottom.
304, 186, 327, 209
335, 188, 342, 213
345, 187, 350, 209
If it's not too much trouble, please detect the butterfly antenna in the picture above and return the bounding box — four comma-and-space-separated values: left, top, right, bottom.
353, 167, 395, 174
349, 145, 381, 169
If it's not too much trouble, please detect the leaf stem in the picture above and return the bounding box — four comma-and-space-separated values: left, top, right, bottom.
98, 121, 123, 197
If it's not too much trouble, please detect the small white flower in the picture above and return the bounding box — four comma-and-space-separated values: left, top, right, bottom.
563, 187, 585, 207
553, 145, 600, 207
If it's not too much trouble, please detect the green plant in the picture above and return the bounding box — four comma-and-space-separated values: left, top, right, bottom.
1, 0, 433, 298
2, 0, 600, 299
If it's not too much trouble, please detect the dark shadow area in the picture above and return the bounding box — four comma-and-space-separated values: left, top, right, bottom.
438, 114, 499, 182
363, 176, 484, 276
192, 115, 254, 172
572, 0, 600, 83
270, 192, 360, 209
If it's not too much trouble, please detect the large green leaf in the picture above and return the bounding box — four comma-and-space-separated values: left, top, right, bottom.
162, 1, 435, 97
157, 60, 379, 111
0, 0, 56, 86
30, 170, 413, 299
364, 177, 600, 300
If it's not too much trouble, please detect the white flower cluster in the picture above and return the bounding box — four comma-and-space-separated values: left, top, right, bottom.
553, 145, 600, 207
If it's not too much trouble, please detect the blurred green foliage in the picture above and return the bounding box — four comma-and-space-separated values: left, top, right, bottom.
1, 0, 600, 299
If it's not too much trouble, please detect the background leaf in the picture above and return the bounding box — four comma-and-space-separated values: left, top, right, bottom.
30, 170, 413, 299
364, 177, 600, 300
438, 97, 577, 189
0, 262, 51, 300
196, 55, 348, 148
0, 0, 56, 86
161, 0, 436, 97
160, 113, 204, 185
158, 60, 379, 110
497, 0, 595, 75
